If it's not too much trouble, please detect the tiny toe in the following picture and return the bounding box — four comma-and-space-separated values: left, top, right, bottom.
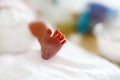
56, 32, 62, 39
60, 35, 65, 40
53, 30, 59, 37
61, 39, 66, 44
47, 29, 52, 36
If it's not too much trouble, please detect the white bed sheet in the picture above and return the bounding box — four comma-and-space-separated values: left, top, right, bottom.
0, 41, 119, 80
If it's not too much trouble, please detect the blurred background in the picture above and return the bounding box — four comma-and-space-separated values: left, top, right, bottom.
27, 0, 120, 64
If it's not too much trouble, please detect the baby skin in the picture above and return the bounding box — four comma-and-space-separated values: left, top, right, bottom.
29, 21, 66, 60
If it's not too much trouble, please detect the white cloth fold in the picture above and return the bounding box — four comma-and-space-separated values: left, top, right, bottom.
0, 42, 119, 80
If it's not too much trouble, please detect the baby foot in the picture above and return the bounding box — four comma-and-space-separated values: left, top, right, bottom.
41, 29, 66, 60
